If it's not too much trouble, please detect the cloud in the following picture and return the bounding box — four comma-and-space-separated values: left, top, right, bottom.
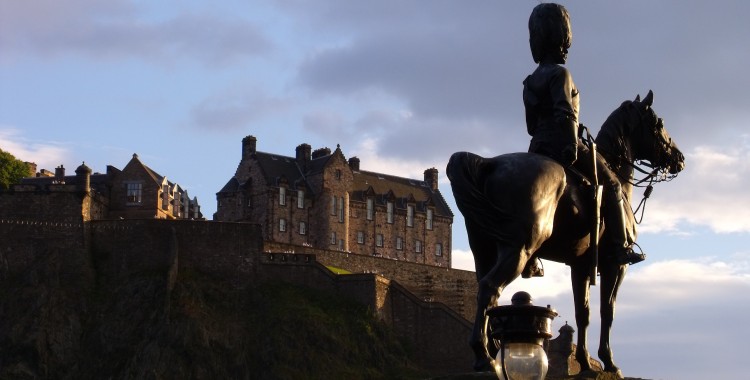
638, 138, 750, 234
188, 89, 290, 131
473, 254, 750, 379
0, 0, 271, 65
0, 128, 70, 169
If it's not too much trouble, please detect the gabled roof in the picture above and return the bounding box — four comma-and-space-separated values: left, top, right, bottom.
254, 152, 305, 187
124, 154, 164, 186
218, 177, 240, 194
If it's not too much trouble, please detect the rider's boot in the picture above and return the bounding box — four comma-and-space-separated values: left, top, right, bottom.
522, 257, 544, 278
606, 197, 646, 265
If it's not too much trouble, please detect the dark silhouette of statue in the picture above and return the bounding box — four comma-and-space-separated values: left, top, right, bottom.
446, 3, 685, 376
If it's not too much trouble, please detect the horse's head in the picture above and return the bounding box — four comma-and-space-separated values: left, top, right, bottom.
630, 90, 685, 176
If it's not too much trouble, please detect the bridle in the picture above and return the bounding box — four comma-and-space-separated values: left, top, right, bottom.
600, 102, 682, 223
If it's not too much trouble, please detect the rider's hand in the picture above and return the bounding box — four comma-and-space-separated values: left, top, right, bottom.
561, 143, 577, 166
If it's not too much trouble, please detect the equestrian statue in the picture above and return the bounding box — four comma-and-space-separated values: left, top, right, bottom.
447, 3, 685, 377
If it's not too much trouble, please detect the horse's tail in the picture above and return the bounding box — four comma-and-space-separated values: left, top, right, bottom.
447, 151, 494, 221
446, 151, 483, 186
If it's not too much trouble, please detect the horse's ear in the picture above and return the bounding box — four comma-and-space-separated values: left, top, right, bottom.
634, 94, 641, 102
643, 90, 654, 107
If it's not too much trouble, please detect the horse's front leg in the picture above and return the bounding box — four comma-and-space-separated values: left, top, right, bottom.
571, 262, 593, 372
598, 260, 627, 378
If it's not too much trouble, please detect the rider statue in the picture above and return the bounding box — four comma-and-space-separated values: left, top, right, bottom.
521, 3, 645, 278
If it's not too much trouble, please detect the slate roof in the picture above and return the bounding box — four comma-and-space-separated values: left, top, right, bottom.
351, 170, 453, 217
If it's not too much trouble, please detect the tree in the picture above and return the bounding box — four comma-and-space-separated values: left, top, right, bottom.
0, 148, 31, 190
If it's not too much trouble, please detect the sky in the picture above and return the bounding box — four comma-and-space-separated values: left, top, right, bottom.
1, 1, 748, 378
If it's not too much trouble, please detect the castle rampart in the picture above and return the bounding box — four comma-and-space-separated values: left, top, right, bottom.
263, 241, 477, 321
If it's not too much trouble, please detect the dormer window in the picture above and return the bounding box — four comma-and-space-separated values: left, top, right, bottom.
386, 201, 394, 224
426, 208, 433, 230
279, 187, 286, 206
407, 205, 414, 227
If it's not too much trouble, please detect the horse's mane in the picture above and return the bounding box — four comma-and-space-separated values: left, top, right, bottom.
594, 100, 637, 162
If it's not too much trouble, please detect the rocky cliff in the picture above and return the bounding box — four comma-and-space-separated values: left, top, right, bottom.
0, 244, 425, 379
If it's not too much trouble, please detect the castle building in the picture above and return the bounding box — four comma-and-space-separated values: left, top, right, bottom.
12, 153, 202, 221
214, 136, 454, 267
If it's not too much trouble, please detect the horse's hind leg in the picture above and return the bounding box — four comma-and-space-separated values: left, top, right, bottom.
467, 227, 527, 370
598, 261, 627, 378
571, 262, 593, 373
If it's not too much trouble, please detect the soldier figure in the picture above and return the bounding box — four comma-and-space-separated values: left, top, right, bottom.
522, 3, 645, 278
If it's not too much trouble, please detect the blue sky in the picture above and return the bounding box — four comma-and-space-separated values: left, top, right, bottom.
1, 1, 749, 378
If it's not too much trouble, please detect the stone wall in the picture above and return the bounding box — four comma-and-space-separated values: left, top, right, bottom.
258, 252, 474, 374
89, 220, 262, 288
264, 241, 478, 322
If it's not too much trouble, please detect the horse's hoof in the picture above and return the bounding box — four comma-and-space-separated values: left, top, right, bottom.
473, 357, 492, 372
578, 369, 598, 379
604, 366, 624, 379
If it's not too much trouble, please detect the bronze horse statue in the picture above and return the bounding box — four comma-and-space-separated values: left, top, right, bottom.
447, 91, 684, 376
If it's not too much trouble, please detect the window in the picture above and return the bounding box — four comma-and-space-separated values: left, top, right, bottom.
426, 208, 433, 230
376, 234, 384, 247
386, 201, 394, 224
299, 221, 306, 235
297, 190, 305, 208
415, 240, 422, 253
366, 198, 374, 220
357, 231, 365, 244
330, 232, 337, 245
396, 237, 403, 250
338, 196, 344, 223
338, 239, 344, 250
335, 169, 342, 180
407, 205, 414, 227
279, 187, 286, 206
279, 218, 286, 232
126, 183, 142, 204
435, 243, 443, 256
331, 195, 337, 215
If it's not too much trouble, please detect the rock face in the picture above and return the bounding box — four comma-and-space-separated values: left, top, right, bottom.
0, 245, 424, 379
0, 222, 428, 379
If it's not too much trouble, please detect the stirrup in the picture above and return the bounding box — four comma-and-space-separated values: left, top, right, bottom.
522, 258, 545, 278
617, 244, 646, 265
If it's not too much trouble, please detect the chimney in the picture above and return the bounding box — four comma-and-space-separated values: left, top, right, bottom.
348, 157, 360, 171
296, 143, 312, 170
55, 165, 66, 183
424, 168, 439, 191
242, 135, 257, 160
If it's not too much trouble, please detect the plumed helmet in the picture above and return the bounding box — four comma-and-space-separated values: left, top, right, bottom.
529, 3, 572, 64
